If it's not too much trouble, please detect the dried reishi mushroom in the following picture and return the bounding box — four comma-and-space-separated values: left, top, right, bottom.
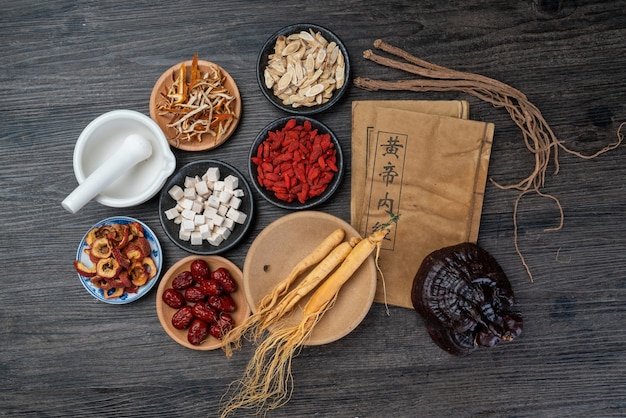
411, 242, 523, 356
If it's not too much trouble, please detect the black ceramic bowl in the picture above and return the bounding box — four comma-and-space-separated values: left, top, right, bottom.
159, 160, 254, 255
248, 116, 344, 210
256, 23, 350, 115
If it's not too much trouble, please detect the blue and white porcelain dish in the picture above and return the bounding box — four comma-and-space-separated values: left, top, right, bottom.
75, 216, 163, 304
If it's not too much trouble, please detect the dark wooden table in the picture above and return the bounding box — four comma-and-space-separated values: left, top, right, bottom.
2, 1, 625, 416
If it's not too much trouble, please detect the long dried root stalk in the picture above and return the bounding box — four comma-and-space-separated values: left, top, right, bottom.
219, 226, 392, 418
354, 39, 624, 282
259, 240, 357, 330
220, 228, 346, 357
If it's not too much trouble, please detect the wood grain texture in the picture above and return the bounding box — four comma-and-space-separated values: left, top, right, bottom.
1, 0, 625, 416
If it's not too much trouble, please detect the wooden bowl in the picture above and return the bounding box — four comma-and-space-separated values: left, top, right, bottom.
155, 255, 250, 350
149, 60, 242, 151
243, 211, 376, 346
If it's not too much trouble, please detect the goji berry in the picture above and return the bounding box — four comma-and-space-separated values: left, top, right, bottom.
321, 134, 332, 149
320, 171, 334, 184
326, 158, 338, 172
284, 118, 297, 130
275, 192, 290, 201
283, 173, 291, 188
294, 166, 307, 183
265, 172, 280, 182
310, 145, 323, 163
261, 162, 273, 173
308, 166, 320, 180
287, 140, 299, 153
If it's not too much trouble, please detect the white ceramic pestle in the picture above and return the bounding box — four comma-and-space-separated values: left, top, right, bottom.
62, 134, 153, 214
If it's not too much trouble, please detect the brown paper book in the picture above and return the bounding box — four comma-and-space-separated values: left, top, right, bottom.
351, 101, 493, 309
351, 100, 469, 230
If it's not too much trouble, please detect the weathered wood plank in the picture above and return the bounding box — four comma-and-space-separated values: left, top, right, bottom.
1, 0, 625, 416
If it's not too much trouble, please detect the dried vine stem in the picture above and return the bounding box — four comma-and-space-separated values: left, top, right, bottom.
354, 39, 624, 282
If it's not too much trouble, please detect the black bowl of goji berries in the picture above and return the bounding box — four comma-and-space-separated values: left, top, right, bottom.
256, 23, 350, 115
248, 116, 344, 210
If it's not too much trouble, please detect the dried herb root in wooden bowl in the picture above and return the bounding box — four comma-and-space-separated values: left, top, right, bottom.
150, 54, 242, 151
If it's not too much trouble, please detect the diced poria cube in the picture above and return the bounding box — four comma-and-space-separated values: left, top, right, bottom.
206, 195, 220, 209
212, 214, 225, 227
180, 198, 194, 210
191, 201, 203, 214
199, 223, 211, 239
217, 226, 231, 240
179, 228, 191, 241
205, 167, 220, 182
164, 207, 180, 220
195, 180, 210, 196
203, 206, 218, 219
213, 180, 225, 192
223, 217, 235, 230
229, 195, 242, 210
183, 187, 196, 199
181, 219, 195, 232
168, 185, 184, 201
190, 231, 203, 246
208, 233, 224, 246
233, 188, 245, 198
184, 176, 196, 188
181, 209, 196, 220
218, 190, 233, 204
217, 203, 229, 216
224, 174, 239, 191
226, 207, 247, 224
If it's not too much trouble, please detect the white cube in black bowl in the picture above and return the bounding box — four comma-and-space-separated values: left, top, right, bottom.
248, 116, 344, 210
159, 160, 254, 255
257, 23, 350, 115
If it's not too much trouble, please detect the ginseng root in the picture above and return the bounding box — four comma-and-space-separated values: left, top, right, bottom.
219, 225, 392, 417
220, 228, 346, 357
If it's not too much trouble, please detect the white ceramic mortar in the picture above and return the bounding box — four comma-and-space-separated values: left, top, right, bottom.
62, 109, 176, 213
